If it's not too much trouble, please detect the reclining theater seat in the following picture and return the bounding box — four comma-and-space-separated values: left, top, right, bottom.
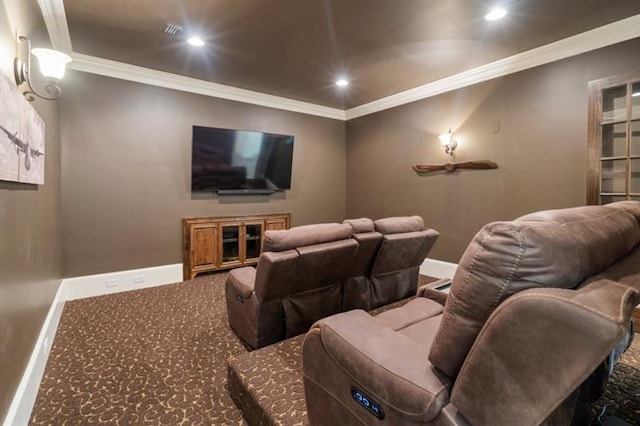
303, 201, 640, 426
366, 216, 440, 310
225, 222, 357, 349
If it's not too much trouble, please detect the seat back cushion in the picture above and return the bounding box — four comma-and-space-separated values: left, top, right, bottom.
371, 230, 439, 274
293, 239, 359, 294
350, 232, 383, 277
282, 238, 358, 337
254, 250, 300, 301
429, 202, 640, 378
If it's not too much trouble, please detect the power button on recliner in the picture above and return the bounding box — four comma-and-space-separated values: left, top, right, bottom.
351, 387, 384, 419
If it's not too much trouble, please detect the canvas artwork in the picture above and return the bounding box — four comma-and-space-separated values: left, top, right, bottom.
0, 69, 45, 185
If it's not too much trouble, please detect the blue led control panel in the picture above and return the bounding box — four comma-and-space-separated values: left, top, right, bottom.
351, 387, 385, 419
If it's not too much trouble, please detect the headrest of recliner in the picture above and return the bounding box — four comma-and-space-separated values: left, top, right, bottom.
343, 218, 375, 233
374, 216, 424, 234
263, 223, 352, 252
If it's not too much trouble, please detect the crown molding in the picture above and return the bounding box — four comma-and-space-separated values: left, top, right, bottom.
345, 14, 640, 120
37, 0, 72, 53
37, 0, 640, 121
68, 53, 346, 120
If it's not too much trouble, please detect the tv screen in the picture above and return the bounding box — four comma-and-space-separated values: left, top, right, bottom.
191, 126, 294, 193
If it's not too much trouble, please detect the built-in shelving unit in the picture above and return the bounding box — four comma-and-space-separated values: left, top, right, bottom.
587, 70, 640, 205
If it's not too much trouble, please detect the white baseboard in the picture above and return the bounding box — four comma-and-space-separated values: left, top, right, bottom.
4, 282, 65, 426
420, 257, 458, 279
62, 263, 183, 301
3, 263, 184, 426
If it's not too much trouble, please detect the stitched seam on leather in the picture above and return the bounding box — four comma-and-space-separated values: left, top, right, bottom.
489, 226, 525, 311
532, 282, 638, 321
505, 291, 633, 322
437, 225, 523, 353
321, 323, 447, 418
376, 301, 441, 330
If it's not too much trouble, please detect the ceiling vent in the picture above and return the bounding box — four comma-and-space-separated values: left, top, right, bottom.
162, 22, 183, 36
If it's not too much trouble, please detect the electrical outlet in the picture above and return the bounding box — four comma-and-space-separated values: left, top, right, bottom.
133, 275, 145, 284
106, 279, 118, 288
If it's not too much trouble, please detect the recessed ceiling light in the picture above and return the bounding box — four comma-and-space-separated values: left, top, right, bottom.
485, 7, 507, 21
187, 36, 205, 47
335, 78, 349, 87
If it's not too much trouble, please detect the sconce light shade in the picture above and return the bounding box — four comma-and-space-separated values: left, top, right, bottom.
14, 35, 71, 101
438, 129, 457, 156
438, 131, 452, 146
31, 48, 71, 80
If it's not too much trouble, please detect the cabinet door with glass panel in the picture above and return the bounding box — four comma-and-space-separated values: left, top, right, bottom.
220, 222, 243, 267
243, 221, 264, 262
588, 70, 640, 205
219, 220, 264, 266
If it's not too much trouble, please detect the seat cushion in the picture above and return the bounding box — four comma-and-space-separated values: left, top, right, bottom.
375, 297, 444, 331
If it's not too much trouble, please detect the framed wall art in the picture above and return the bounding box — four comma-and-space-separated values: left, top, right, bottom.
0, 69, 45, 185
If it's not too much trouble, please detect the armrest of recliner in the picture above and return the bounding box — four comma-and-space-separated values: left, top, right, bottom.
304, 310, 451, 423
227, 266, 257, 299
450, 279, 639, 426
417, 278, 451, 305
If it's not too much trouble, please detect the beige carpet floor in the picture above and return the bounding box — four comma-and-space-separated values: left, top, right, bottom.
29, 272, 640, 425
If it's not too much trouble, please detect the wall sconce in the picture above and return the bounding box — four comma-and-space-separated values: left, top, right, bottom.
412, 128, 498, 174
438, 129, 458, 156
14, 35, 71, 101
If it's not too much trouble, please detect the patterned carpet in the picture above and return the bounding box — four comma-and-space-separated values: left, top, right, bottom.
30, 272, 640, 425
30, 273, 247, 425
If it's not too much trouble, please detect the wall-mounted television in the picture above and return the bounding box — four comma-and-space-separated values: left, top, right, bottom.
191, 126, 294, 194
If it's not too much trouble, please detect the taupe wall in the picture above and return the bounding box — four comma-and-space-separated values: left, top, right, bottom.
0, 0, 62, 420
346, 38, 640, 263
60, 72, 346, 277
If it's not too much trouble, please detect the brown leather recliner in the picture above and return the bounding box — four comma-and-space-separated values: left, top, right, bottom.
303, 201, 640, 425
226, 222, 357, 349
365, 216, 439, 310
342, 216, 439, 311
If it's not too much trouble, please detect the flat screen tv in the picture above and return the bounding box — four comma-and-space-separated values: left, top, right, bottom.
191, 126, 294, 194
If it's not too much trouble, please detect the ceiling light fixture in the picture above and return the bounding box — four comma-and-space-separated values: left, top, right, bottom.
14, 35, 71, 101
187, 36, 205, 47
335, 78, 349, 87
485, 7, 507, 21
